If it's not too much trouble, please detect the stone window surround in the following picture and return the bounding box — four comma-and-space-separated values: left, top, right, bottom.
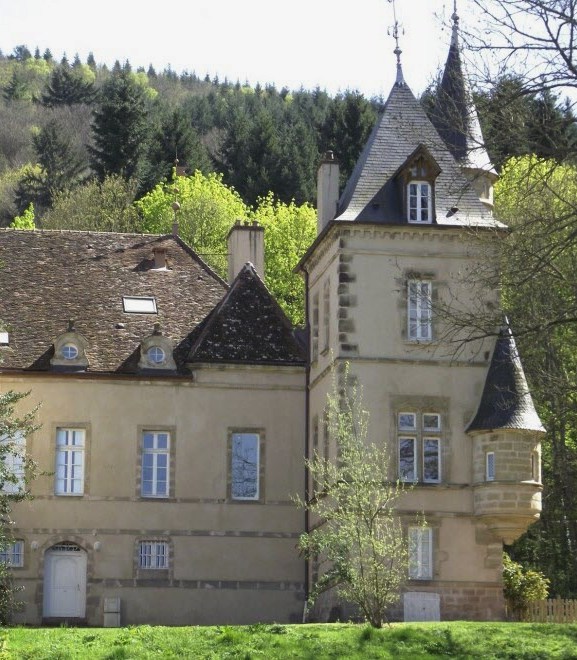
226, 427, 266, 504
52, 423, 91, 497
136, 426, 177, 500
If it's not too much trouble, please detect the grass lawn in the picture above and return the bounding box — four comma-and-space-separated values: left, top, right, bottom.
2, 621, 577, 659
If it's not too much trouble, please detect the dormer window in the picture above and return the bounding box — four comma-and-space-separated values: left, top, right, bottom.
408, 182, 432, 223
395, 146, 440, 225
61, 343, 79, 360
147, 346, 166, 365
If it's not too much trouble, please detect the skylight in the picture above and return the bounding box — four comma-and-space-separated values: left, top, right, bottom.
0, 332, 8, 345
122, 296, 157, 314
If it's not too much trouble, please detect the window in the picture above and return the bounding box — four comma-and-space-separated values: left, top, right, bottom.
147, 346, 165, 365
138, 541, 168, 569
408, 182, 432, 223
408, 280, 432, 341
122, 296, 157, 314
486, 451, 495, 481
0, 332, 9, 345
61, 343, 79, 360
55, 428, 85, 495
231, 432, 260, 500
531, 451, 540, 482
1, 431, 25, 494
141, 431, 170, 497
0, 541, 24, 567
398, 412, 441, 483
312, 293, 319, 362
408, 527, 432, 579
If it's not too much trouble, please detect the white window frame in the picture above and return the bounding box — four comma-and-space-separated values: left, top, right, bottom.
138, 540, 168, 569
55, 428, 85, 495
1, 431, 26, 494
312, 292, 319, 362
141, 431, 170, 498
231, 432, 260, 501
408, 526, 433, 579
408, 280, 432, 341
408, 181, 432, 223
322, 279, 330, 353
486, 451, 495, 481
122, 296, 157, 314
398, 412, 417, 431
0, 540, 24, 567
398, 412, 442, 483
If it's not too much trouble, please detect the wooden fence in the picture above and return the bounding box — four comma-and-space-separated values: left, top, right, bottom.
526, 598, 577, 623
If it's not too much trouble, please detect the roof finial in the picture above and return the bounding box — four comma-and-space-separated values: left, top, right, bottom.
387, 0, 405, 85
451, 0, 460, 48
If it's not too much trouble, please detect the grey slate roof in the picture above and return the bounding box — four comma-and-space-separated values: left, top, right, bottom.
467, 326, 545, 433
430, 17, 496, 175
187, 263, 306, 365
335, 79, 502, 228
0, 229, 229, 374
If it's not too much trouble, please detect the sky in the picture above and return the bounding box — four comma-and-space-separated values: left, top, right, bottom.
0, 0, 465, 98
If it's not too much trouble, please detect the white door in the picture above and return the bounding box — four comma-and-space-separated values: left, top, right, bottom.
43, 545, 87, 618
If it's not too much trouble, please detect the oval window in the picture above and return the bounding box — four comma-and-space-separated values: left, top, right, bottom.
148, 346, 165, 365
62, 344, 79, 360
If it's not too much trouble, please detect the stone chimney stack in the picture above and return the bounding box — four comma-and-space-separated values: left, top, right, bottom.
317, 151, 340, 234
152, 246, 167, 270
227, 220, 265, 283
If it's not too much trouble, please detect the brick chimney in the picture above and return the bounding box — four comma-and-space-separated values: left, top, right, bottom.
317, 151, 340, 233
227, 220, 264, 283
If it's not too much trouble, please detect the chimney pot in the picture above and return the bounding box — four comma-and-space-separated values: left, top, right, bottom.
227, 220, 265, 283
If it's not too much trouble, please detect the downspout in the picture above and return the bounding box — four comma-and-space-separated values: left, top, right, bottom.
303, 267, 311, 621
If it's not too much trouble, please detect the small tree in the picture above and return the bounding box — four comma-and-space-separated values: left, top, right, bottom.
0, 389, 38, 624
297, 364, 410, 628
503, 553, 549, 621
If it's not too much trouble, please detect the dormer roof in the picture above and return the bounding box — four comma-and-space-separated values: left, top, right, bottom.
335, 80, 501, 228
187, 263, 306, 366
467, 325, 545, 434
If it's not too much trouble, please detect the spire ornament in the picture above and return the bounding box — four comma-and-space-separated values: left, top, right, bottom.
451, 0, 460, 48
387, 0, 405, 86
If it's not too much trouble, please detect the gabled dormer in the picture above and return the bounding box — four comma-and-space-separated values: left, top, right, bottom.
50, 320, 89, 371
395, 146, 441, 224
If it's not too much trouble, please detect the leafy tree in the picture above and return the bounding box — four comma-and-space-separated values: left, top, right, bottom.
41, 63, 95, 107
252, 194, 316, 325
15, 119, 87, 214
89, 69, 149, 181
492, 156, 577, 596
296, 364, 411, 628
0, 389, 39, 623
10, 203, 35, 229
503, 553, 549, 620
136, 170, 247, 276
41, 175, 140, 232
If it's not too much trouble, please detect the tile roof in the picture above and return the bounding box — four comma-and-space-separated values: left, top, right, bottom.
0, 229, 227, 374
187, 263, 306, 365
466, 326, 545, 433
336, 80, 503, 228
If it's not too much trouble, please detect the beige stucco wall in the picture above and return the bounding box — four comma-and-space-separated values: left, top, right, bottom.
3, 365, 307, 625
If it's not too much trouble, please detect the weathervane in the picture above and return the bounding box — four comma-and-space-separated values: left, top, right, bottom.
387, 0, 405, 85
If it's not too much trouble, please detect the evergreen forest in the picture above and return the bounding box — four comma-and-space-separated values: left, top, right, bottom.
2, 36, 577, 602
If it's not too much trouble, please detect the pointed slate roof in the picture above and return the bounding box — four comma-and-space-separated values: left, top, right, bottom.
467, 326, 545, 433
187, 263, 306, 365
430, 11, 496, 175
335, 78, 501, 228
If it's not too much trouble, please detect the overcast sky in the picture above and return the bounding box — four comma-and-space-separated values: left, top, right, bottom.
0, 0, 466, 98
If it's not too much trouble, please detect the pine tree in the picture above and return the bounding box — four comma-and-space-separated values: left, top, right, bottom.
89, 69, 149, 180
41, 63, 95, 107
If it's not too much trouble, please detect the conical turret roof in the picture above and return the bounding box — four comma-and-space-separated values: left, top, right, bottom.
467, 325, 545, 433
431, 10, 496, 175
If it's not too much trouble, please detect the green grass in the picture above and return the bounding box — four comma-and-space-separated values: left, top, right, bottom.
2, 622, 577, 659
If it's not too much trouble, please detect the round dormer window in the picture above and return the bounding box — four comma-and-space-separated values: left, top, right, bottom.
148, 346, 166, 365
61, 343, 79, 360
